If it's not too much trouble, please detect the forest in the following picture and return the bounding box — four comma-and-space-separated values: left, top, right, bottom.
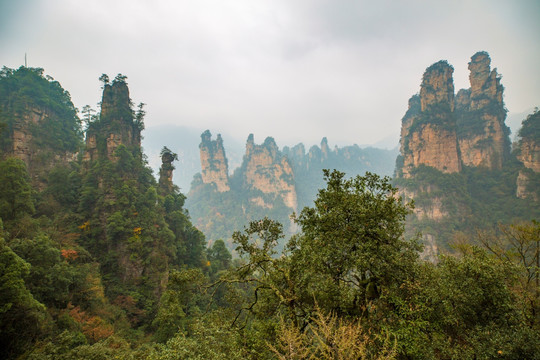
0, 66, 539, 359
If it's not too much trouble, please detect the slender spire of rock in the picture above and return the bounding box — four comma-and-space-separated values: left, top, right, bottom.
159, 146, 177, 194
398, 60, 461, 178
199, 130, 230, 192
84, 75, 142, 162
456, 51, 510, 169
321, 137, 330, 159
420, 60, 455, 113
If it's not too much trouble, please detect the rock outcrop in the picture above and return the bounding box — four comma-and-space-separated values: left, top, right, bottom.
282, 138, 398, 210
0, 67, 81, 188
83, 79, 142, 162
158, 147, 177, 194
455, 52, 510, 169
393, 52, 539, 256
397, 52, 511, 181
243, 134, 297, 210
516, 110, 540, 200
6, 108, 78, 188
199, 130, 230, 192
396, 51, 515, 226
398, 61, 461, 178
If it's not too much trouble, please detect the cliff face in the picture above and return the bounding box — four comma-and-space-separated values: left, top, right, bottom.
0, 67, 82, 188
404, 124, 461, 176
455, 52, 510, 170
398, 52, 511, 182
399, 61, 461, 178
396, 51, 515, 226
243, 135, 297, 210
188, 134, 397, 243
83, 80, 142, 162
282, 138, 397, 210
518, 138, 540, 173
393, 53, 538, 255
10, 108, 43, 165
6, 107, 79, 189
199, 130, 230, 192
516, 110, 540, 200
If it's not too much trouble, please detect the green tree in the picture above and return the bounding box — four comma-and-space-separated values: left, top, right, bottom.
0, 158, 35, 223
207, 239, 232, 276
0, 237, 47, 358
0, 66, 82, 154
98, 74, 110, 87
288, 170, 419, 317
152, 269, 206, 342
478, 221, 540, 328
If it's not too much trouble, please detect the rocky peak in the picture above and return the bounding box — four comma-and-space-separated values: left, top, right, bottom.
199, 130, 230, 192
242, 135, 297, 211
468, 51, 503, 107
468, 52, 491, 94
456, 52, 509, 170
397, 60, 461, 178
246, 133, 255, 157
158, 147, 177, 194
84, 76, 142, 162
100, 80, 131, 121
398, 52, 512, 178
420, 61, 455, 113
282, 143, 306, 166
262, 137, 279, 158
321, 137, 330, 159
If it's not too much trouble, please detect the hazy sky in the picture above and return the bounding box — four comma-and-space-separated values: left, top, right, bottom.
1, 0, 539, 148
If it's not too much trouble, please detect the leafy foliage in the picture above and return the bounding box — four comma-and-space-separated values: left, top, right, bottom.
0, 158, 35, 224
1, 67, 538, 359
518, 108, 540, 140
0, 237, 48, 358
0, 66, 82, 154
394, 161, 539, 249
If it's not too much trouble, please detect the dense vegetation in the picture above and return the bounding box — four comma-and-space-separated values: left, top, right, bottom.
187, 170, 293, 250
394, 160, 539, 249
0, 67, 539, 359
187, 138, 398, 246
518, 108, 540, 139
0, 66, 82, 154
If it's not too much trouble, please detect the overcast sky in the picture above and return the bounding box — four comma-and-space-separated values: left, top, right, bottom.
1, 0, 539, 148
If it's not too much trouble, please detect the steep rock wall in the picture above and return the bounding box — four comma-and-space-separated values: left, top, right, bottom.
455, 52, 510, 169
199, 130, 230, 192
399, 61, 461, 178
516, 110, 540, 200
243, 134, 297, 211
83, 80, 141, 162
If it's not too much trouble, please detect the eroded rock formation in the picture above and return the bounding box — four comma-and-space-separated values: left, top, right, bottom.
398, 61, 461, 178
516, 110, 540, 200
199, 130, 230, 192
455, 52, 510, 169
243, 135, 297, 210
159, 147, 177, 194
398, 52, 511, 182
4, 106, 78, 189
84, 79, 142, 162
396, 51, 515, 225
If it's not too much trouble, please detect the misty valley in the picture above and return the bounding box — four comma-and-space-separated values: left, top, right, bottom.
0, 51, 539, 359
